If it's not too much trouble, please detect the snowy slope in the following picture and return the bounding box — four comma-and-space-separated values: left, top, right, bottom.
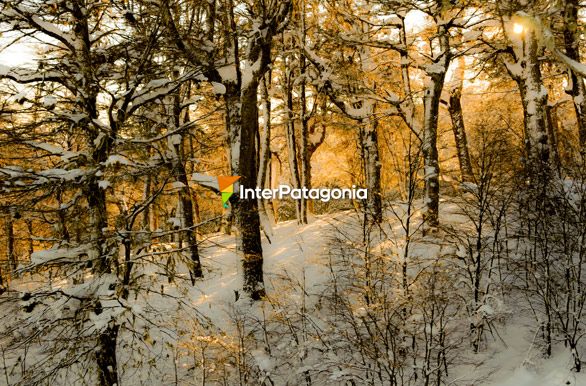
191, 213, 337, 328
4, 207, 586, 385
188, 207, 586, 386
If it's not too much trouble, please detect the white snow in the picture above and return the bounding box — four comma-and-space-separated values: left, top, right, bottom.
168, 134, 182, 146
30, 15, 77, 49
456, 313, 585, 386
211, 81, 226, 95
42, 95, 57, 107
425, 62, 447, 75
169, 181, 186, 189
463, 29, 483, 42
38, 168, 85, 181
167, 217, 182, 228
217, 64, 238, 82
5, 203, 586, 385
424, 165, 438, 179
190, 214, 334, 330
30, 244, 92, 265
191, 173, 220, 191
25, 141, 78, 161
241, 57, 262, 89
104, 155, 133, 166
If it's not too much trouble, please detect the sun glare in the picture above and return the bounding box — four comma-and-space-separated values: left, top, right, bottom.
513, 23, 524, 34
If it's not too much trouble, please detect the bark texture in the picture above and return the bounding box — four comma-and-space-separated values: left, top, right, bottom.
299, 3, 310, 224
258, 75, 276, 230
448, 88, 474, 182
357, 23, 383, 225
506, 28, 550, 176
171, 140, 203, 282
5, 216, 15, 273
75, 1, 119, 380
360, 117, 383, 225
284, 61, 303, 223
447, 54, 473, 182
226, 84, 265, 299
171, 92, 202, 282
563, 0, 586, 152
422, 72, 445, 228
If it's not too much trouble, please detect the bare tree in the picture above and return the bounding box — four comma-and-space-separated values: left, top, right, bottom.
160, 0, 292, 299
446, 46, 474, 183
0, 1, 190, 383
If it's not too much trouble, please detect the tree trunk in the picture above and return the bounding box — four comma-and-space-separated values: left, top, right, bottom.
285, 67, 302, 223
563, 0, 586, 153
5, 216, 15, 273
512, 30, 550, 177
26, 219, 33, 258
86, 177, 118, 385
398, 18, 449, 229
422, 72, 446, 228
226, 84, 265, 300
360, 116, 383, 225
86, 160, 119, 383
258, 74, 276, 231
171, 92, 202, 282
160, 0, 290, 300
306, 107, 327, 215
447, 54, 473, 182
422, 19, 451, 229
85, 64, 118, 386
270, 153, 281, 222
169, 87, 202, 282
55, 188, 70, 244
71, 3, 121, 379
0, 261, 4, 293
545, 104, 561, 172
299, 81, 310, 224
172, 143, 203, 282
222, 206, 234, 235
188, 135, 202, 225
356, 23, 382, 225
298, 4, 310, 224
258, 74, 271, 191
96, 324, 119, 386
448, 88, 473, 182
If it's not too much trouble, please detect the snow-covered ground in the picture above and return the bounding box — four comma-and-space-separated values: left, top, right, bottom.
190, 212, 337, 329
3, 205, 586, 385
452, 308, 586, 386
187, 207, 586, 386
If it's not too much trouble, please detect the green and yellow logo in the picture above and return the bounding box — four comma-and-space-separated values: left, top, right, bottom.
217, 176, 241, 208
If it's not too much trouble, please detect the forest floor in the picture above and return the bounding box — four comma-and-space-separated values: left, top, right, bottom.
3, 202, 586, 385
188, 203, 586, 386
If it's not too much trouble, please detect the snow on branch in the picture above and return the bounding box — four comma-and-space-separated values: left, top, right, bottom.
128, 79, 181, 111
510, 13, 586, 79
0, 64, 66, 85
24, 141, 81, 161
543, 28, 586, 78
191, 173, 220, 193
0, 166, 90, 188
29, 244, 95, 267
303, 43, 400, 121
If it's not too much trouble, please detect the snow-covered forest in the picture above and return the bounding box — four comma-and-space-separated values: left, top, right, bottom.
1, 0, 586, 385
